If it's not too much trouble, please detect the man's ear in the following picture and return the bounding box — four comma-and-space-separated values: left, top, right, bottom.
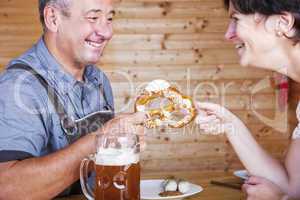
277, 12, 296, 37
43, 5, 60, 32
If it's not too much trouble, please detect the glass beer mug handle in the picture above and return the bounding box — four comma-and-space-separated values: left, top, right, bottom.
135, 140, 142, 153
80, 155, 95, 200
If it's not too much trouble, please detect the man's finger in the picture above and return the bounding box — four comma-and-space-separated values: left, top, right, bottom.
126, 112, 147, 124
135, 125, 145, 136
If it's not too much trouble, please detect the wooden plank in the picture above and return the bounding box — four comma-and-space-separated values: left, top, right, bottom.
104, 33, 232, 50
105, 67, 272, 82
113, 17, 228, 34
141, 157, 228, 171
142, 142, 228, 160
114, 2, 227, 18
99, 49, 239, 65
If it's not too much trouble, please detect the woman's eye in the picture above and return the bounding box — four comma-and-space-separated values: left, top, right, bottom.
231, 14, 241, 22
107, 17, 113, 22
230, 17, 239, 25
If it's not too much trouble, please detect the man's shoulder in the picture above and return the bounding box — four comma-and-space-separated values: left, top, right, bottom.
1, 63, 43, 86
0, 64, 48, 103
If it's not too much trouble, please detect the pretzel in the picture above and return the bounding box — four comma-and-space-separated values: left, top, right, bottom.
135, 80, 197, 128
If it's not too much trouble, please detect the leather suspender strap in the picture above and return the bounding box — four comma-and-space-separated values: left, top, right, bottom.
8, 64, 73, 143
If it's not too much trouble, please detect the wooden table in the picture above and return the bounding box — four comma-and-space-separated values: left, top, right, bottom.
56, 171, 246, 200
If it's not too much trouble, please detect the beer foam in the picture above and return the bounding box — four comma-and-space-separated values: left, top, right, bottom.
95, 148, 139, 166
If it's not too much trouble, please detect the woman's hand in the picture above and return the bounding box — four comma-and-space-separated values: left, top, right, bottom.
243, 176, 287, 200
195, 102, 243, 135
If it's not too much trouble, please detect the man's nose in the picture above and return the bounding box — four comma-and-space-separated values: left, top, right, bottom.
224, 21, 237, 41
96, 20, 113, 40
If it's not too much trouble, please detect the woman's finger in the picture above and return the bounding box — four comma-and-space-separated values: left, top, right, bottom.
195, 114, 217, 124
242, 183, 252, 194
197, 109, 209, 117
197, 102, 226, 117
197, 102, 237, 124
196, 102, 221, 112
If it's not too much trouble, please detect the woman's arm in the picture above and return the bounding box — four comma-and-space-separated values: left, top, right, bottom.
285, 139, 300, 198
196, 102, 289, 193
227, 118, 289, 192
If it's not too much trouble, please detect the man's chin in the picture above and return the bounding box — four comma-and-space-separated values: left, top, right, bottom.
84, 56, 101, 65
86, 60, 99, 65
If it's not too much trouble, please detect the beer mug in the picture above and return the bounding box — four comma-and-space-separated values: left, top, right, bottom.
80, 134, 140, 200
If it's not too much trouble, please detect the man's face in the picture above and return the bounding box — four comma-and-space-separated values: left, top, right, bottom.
55, 0, 114, 67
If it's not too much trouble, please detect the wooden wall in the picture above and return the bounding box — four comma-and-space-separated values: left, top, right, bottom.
0, 0, 291, 172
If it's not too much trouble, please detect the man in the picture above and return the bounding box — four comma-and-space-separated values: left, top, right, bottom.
0, 0, 145, 199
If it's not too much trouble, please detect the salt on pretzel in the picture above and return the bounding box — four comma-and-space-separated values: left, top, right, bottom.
135, 80, 197, 128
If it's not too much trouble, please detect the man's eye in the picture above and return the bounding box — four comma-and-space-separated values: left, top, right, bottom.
88, 17, 98, 22
107, 17, 113, 22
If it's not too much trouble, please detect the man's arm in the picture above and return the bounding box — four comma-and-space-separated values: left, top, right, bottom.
0, 133, 95, 200
0, 112, 146, 200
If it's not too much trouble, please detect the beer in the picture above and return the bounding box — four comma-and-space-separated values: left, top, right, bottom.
94, 148, 140, 200
80, 135, 140, 200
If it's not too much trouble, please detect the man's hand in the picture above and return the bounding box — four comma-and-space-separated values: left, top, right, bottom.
242, 176, 286, 200
100, 112, 147, 150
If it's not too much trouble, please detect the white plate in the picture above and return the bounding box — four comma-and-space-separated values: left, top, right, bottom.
233, 170, 249, 180
141, 179, 203, 200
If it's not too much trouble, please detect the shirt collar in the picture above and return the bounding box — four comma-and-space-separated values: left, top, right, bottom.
84, 65, 103, 87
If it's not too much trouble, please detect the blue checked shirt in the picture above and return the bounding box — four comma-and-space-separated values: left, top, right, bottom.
0, 37, 114, 160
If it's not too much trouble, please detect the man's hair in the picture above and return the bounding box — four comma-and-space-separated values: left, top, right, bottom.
38, 0, 71, 29
223, 0, 300, 42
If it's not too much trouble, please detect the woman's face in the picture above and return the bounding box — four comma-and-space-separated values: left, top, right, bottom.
224, 2, 281, 70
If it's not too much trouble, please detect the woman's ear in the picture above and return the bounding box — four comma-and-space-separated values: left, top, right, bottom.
254, 13, 265, 23
277, 12, 296, 37
43, 5, 60, 32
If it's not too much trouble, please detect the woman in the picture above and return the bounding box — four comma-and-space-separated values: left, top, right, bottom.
196, 0, 300, 199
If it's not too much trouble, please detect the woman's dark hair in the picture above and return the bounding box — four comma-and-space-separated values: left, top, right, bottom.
223, 0, 300, 42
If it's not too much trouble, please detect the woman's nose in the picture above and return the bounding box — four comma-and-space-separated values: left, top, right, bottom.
224, 21, 237, 41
